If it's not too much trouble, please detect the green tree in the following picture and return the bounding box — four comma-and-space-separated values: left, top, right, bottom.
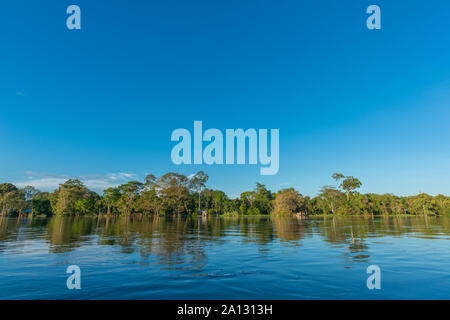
316, 186, 345, 215
117, 181, 144, 215
253, 183, 273, 215
273, 188, 307, 216
189, 171, 209, 212
156, 173, 191, 215
30, 191, 52, 216
239, 184, 273, 215
0, 183, 17, 194
22, 186, 39, 201
103, 187, 121, 215
0, 183, 26, 215
332, 173, 362, 201
49, 179, 98, 215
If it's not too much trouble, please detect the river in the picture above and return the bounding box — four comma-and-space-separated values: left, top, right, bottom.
0, 215, 448, 299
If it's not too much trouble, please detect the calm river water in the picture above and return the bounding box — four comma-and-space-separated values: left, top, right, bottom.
0, 215, 449, 299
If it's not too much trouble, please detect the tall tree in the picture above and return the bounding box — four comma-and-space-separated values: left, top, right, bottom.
103, 187, 121, 215
273, 188, 306, 216
0, 183, 25, 215
189, 171, 209, 211
317, 186, 344, 215
49, 179, 98, 215
156, 173, 191, 215
117, 181, 144, 215
22, 186, 39, 201
332, 173, 362, 201
341, 176, 362, 201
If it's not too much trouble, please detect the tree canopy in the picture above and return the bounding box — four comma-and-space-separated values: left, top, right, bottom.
0, 172, 448, 217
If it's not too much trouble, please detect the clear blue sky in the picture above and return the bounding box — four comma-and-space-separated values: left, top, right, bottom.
1, 0, 449, 197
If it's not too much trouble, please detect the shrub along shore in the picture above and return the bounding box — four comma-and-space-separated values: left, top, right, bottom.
0, 172, 449, 217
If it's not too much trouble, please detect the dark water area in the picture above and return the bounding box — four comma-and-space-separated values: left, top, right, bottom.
0, 215, 449, 299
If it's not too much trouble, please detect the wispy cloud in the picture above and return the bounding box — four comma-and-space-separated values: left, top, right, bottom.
278, 182, 290, 188
14, 172, 139, 193
81, 173, 139, 191
22, 171, 70, 179
15, 177, 67, 190
16, 91, 24, 96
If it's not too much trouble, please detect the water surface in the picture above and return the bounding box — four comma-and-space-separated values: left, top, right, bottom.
0, 215, 449, 299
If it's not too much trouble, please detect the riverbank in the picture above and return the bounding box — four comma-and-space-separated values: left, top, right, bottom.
1, 173, 449, 218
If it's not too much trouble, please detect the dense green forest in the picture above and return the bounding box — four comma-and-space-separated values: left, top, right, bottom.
0, 172, 449, 217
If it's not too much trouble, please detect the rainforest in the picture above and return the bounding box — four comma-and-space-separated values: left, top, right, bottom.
1, 172, 448, 217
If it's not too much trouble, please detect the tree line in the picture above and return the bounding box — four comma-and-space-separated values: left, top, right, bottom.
0, 172, 449, 217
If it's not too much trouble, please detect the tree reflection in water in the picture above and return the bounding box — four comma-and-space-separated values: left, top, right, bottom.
1, 215, 449, 266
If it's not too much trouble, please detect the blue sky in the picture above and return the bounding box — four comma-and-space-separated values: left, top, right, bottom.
0, 0, 449, 197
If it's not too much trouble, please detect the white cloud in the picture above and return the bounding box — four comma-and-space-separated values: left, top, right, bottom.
83, 179, 120, 191
15, 178, 67, 191
14, 172, 140, 193
118, 172, 136, 179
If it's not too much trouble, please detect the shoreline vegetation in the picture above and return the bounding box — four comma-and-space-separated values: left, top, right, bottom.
0, 172, 449, 218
